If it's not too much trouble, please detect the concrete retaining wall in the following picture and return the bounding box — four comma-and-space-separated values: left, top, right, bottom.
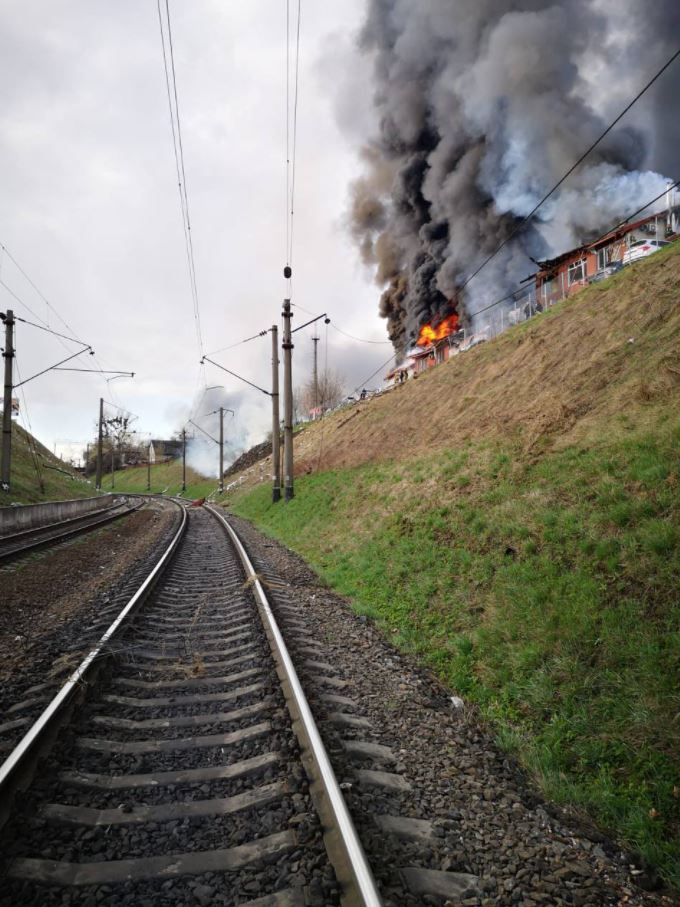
0, 495, 119, 536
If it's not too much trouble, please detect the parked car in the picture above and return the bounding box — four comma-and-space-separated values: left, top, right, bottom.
622, 239, 670, 265
590, 261, 623, 283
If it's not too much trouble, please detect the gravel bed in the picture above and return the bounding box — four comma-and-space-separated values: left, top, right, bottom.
0, 501, 181, 751
227, 512, 678, 907
0, 506, 339, 907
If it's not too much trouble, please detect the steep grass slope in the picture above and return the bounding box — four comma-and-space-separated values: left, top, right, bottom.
230, 243, 680, 887
99, 459, 220, 501
0, 424, 95, 505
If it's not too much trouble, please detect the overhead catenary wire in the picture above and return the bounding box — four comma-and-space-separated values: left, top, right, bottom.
458, 45, 680, 297
206, 330, 269, 357
284, 0, 302, 283
0, 246, 123, 399
157, 0, 205, 359
14, 354, 45, 492
351, 351, 399, 399
470, 178, 680, 323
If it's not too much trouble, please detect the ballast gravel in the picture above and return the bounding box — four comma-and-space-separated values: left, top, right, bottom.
227, 511, 678, 907
0, 501, 180, 752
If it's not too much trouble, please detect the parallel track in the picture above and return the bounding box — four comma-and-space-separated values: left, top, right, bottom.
0, 503, 380, 906
0, 498, 142, 565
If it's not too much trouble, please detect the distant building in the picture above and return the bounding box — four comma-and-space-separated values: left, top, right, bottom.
535, 202, 679, 306
150, 439, 183, 461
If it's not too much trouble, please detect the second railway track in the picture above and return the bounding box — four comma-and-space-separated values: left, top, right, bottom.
0, 497, 141, 565
0, 502, 380, 906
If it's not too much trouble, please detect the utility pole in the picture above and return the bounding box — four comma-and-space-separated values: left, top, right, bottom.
282, 298, 294, 501
95, 397, 104, 491
271, 325, 281, 502
182, 428, 186, 492
147, 442, 151, 492
218, 407, 224, 493
1, 309, 15, 491
312, 334, 319, 415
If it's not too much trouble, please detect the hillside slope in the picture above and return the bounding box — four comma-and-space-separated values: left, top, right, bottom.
230, 243, 680, 888
0, 424, 95, 505
98, 458, 219, 500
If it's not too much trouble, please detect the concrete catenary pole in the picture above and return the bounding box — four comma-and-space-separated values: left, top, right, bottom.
95, 397, 104, 491
1, 309, 15, 491
182, 428, 186, 492
147, 442, 151, 492
110, 439, 115, 490
282, 299, 294, 501
271, 325, 281, 503
219, 407, 224, 494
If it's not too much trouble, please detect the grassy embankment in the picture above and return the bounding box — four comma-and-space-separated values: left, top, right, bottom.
98, 458, 220, 501
230, 243, 680, 886
0, 424, 95, 505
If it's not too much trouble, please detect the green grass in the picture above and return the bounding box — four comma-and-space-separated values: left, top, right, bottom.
231, 423, 680, 887
98, 458, 221, 501
0, 424, 96, 505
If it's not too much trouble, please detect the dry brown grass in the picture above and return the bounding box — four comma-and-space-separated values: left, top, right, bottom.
227, 245, 680, 488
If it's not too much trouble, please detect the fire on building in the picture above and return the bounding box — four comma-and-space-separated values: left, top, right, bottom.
386, 194, 679, 387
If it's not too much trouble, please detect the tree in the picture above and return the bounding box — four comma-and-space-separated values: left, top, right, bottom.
82, 411, 138, 475
300, 368, 345, 416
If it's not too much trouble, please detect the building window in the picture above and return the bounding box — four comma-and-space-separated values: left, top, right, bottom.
568, 259, 585, 285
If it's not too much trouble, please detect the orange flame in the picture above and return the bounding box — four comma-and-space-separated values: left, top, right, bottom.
416, 314, 459, 347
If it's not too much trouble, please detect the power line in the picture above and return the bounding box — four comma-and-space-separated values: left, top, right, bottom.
330, 323, 392, 345
157, 0, 204, 358
467, 179, 680, 323
288, 0, 302, 269
206, 329, 269, 357
14, 356, 45, 491
284, 0, 302, 280
458, 45, 680, 296
351, 352, 398, 399
13, 314, 91, 347
0, 247, 121, 390
0, 243, 81, 341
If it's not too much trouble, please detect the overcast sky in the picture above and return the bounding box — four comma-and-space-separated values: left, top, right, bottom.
0, 1, 392, 466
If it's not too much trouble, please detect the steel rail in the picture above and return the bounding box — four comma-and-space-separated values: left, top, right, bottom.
0, 499, 141, 565
0, 499, 187, 817
0, 496, 120, 543
206, 504, 383, 907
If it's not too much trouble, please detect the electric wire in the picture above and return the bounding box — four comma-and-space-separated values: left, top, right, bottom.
206, 329, 269, 357
351, 352, 398, 399
157, 0, 205, 359
315, 318, 329, 471
458, 45, 680, 296
470, 179, 680, 323
284, 0, 302, 286
288, 0, 302, 268
14, 354, 45, 491
329, 323, 392, 345
0, 248, 122, 400
0, 243, 81, 342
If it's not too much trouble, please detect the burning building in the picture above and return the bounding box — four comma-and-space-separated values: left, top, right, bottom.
344, 1, 680, 351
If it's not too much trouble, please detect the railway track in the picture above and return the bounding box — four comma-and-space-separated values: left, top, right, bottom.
0, 502, 381, 906
0, 497, 141, 565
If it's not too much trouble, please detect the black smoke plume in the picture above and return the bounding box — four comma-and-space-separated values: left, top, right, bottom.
348, 0, 679, 350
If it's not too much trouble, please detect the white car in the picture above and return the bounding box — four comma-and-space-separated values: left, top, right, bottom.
622, 239, 669, 265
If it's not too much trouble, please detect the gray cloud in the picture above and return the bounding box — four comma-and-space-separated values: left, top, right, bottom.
0, 1, 389, 465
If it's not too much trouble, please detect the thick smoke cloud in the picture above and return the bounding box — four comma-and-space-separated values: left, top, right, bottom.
348, 0, 679, 350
